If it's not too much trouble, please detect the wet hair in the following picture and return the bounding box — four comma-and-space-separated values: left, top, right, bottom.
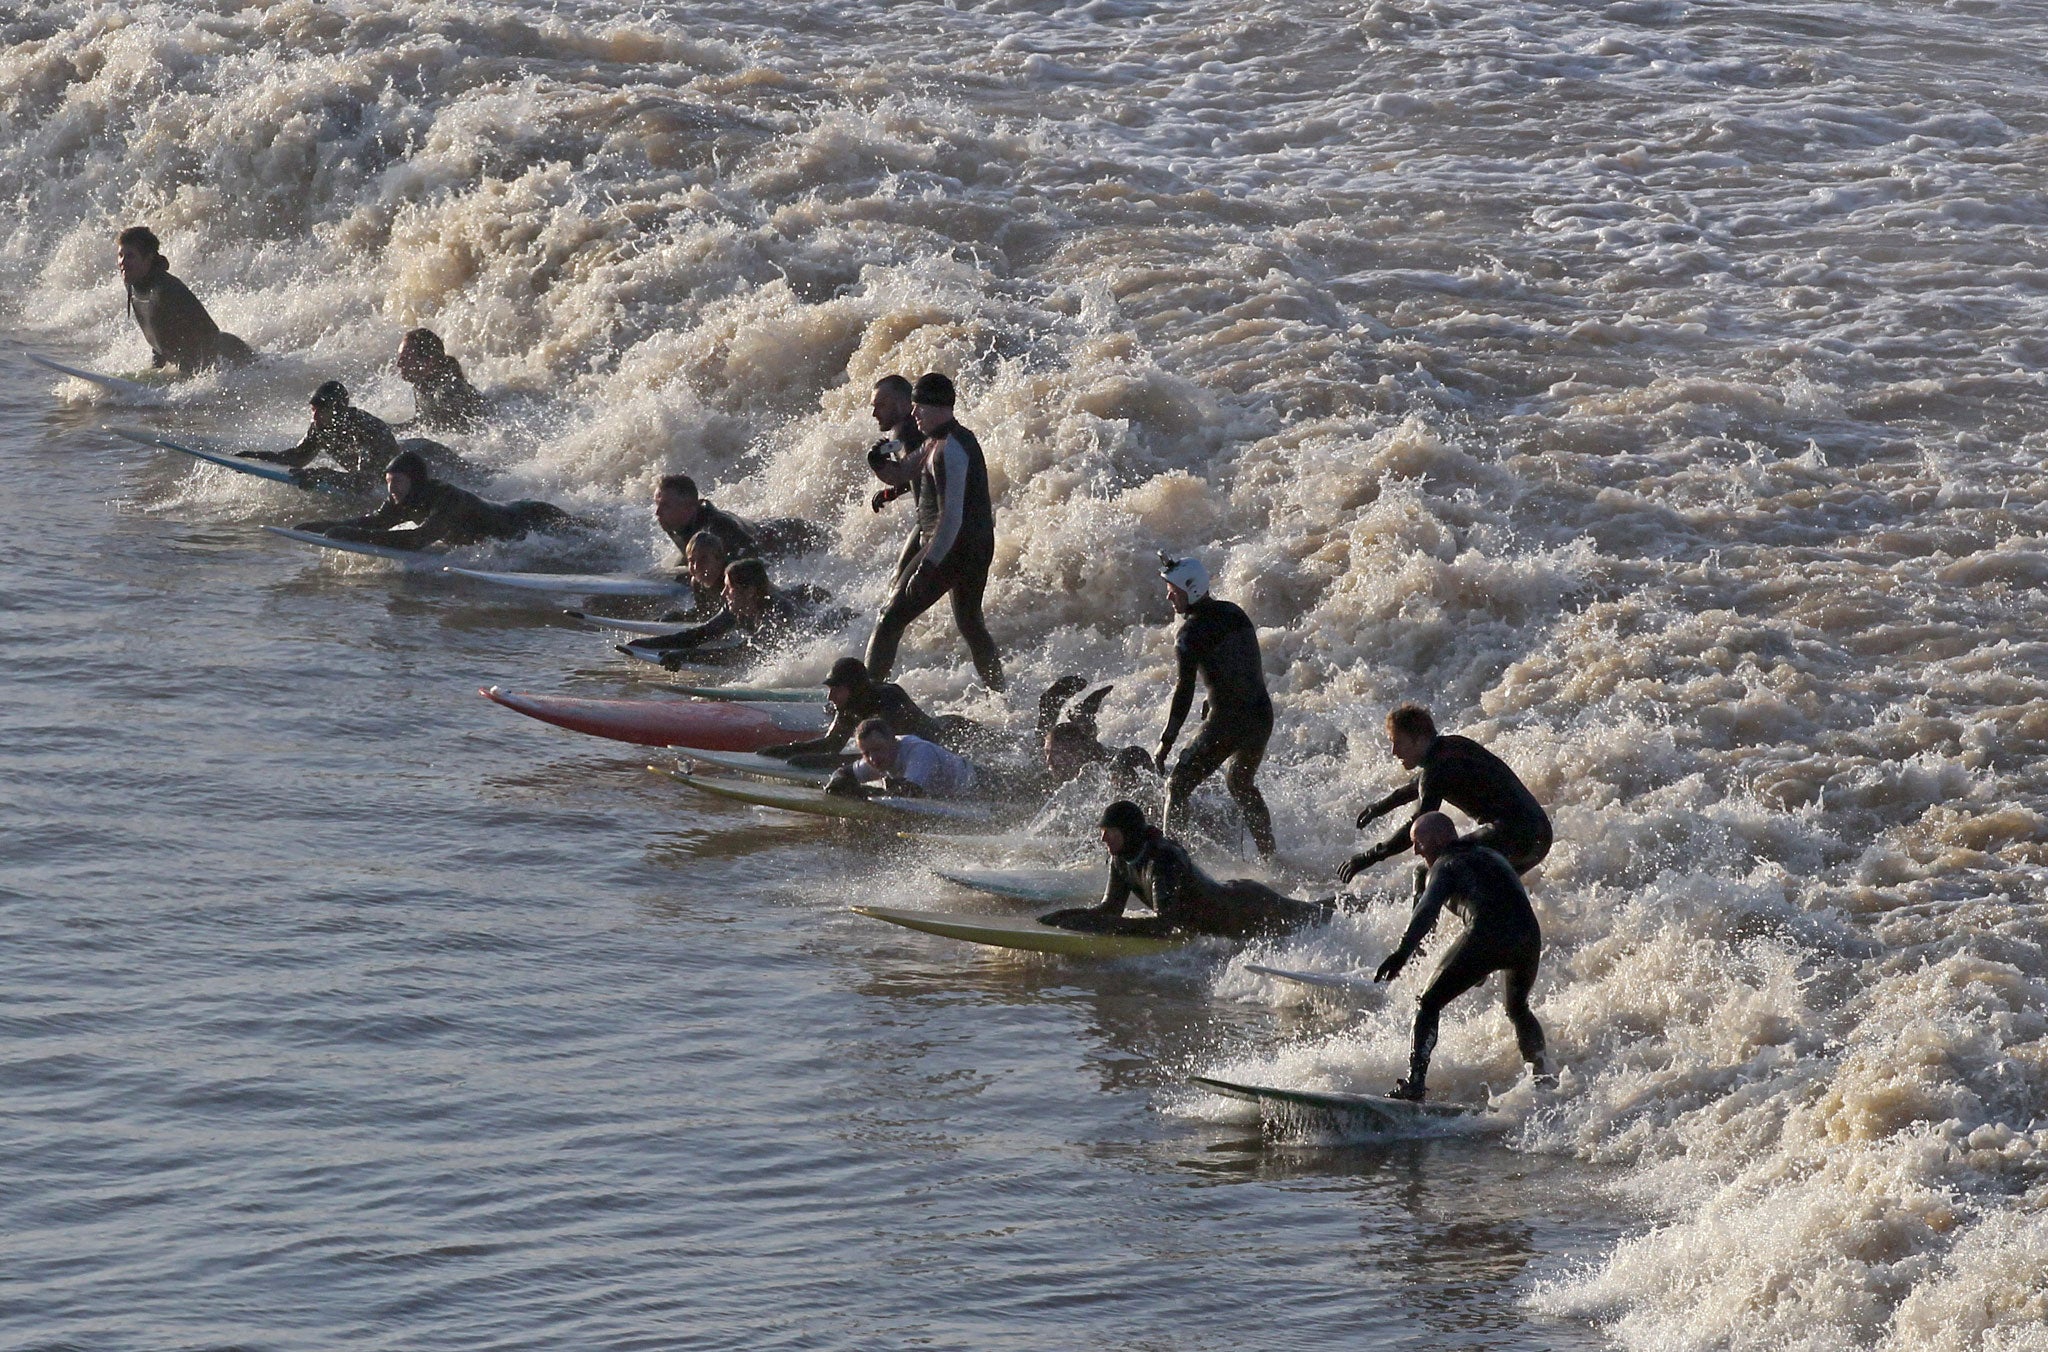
855, 717, 893, 744
1387, 704, 1436, 740
310, 379, 350, 408
117, 225, 160, 255
911, 372, 955, 407
874, 374, 913, 399
724, 557, 770, 593
384, 449, 430, 485
659, 473, 699, 499
401, 327, 446, 359
686, 529, 728, 560
1098, 799, 1148, 836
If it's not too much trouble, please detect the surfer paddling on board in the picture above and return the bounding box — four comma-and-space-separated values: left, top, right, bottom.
863, 372, 1004, 691
1154, 553, 1279, 858
1041, 801, 1328, 940
395, 328, 487, 433
825, 718, 976, 799
636, 558, 852, 669
655, 474, 824, 564
760, 656, 975, 762
116, 226, 254, 373
245, 381, 400, 495
1341, 705, 1552, 886
294, 450, 572, 550
1375, 812, 1550, 1102
1042, 682, 1159, 795
656, 529, 735, 624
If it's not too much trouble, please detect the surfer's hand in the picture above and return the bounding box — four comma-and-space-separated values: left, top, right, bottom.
824, 767, 865, 797
758, 742, 800, 760
1338, 851, 1373, 886
659, 651, 691, 672
1355, 803, 1383, 830
882, 775, 923, 798
1153, 743, 1171, 776
1374, 953, 1406, 983
869, 487, 895, 513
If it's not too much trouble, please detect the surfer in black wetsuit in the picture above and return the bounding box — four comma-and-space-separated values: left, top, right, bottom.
1154, 553, 1277, 858
1042, 682, 1158, 796
1341, 704, 1552, 884
654, 474, 825, 564
1375, 812, 1549, 1102
293, 450, 571, 551
864, 373, 925, 513
116, 226, 254, 373
1041, 801, 1328, 940
640, 558, 852, 669
395, 328, 487, 432
760, 656, 972, 762
656, 529, 734, 624
863, 372, 1004, 690
245, 381, 401, 494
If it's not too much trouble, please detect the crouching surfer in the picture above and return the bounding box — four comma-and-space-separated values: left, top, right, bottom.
1342, 703, 1552, 885
1374, 812, 1550, 1102
294, 450, 572, 550
116, 225, 255, 373
825, 719, 977, 799
1041, 801, 1329, 940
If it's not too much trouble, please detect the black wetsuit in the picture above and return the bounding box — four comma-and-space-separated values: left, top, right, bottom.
640, 590, 852, 669
125, 258, 253, 372
406, 360, 487, 432
1358, 734, 1552, 873
1386, 841, 1545, 1092
297, 479, 570, 551
769, 679, 971, 758
662, 501, 825, 564
249, 407, 401, 494
863, 418, 1002, 690
1041, 829, 1328, 940
1162, 596, 1276, 856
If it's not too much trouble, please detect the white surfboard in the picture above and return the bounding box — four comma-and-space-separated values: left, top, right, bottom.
562, 610, 696, 636
931, 867, 1099, 905
1190, 1075, 1481, 1125
30, 353, 165, 400
676, 747, 841, 787
1242, 964, 1380, 995
618, 637, 749, 667
106, 424, 341, 492
263, 524, 441, 568
443, 566, 687, 598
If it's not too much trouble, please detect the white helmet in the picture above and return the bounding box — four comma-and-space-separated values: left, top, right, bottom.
1159, 552, 1209, 603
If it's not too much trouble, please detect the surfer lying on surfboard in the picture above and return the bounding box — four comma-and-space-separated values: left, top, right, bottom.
242, 380, 399, 495
760, 656, 980, 761
632, 558, 853, 669
823, 719, 977, 800
293, 450, 574, 550
655, 473, 826, 565
1374, 812, 1551, 1103
1040, 801, 1331, 941
395, 328, 488, 433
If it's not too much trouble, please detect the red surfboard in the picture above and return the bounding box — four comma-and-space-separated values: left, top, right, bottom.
482, 686, 825, 750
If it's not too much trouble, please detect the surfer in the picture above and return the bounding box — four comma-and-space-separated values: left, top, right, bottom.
1153, 553, 1278, 858
293, 450, 571, 550
863, 373, 924, 513
1040, 801, 1328, 940
862, 373, 1004, 691
656, 529, 735, 624
1374, 812, 1548, 1102
116, 226, 254, 373
655, 474, 825, 563
760, 656, 973, 761
1042, 683, 1157, 794
825, 719, 977, 799
245, 381, 401, 494
395, 328, 487, 432
1341, 705, 1552, 885
640, 558, 851, 668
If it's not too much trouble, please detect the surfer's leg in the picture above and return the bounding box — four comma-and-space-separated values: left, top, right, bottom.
1403, 935, 1494, 1097
1502, 940, 1546, 1070
864, 558, 946, 682
947, 554, 1003, 691
1222, 703, 1276, 857
1165, 721, 1233, 839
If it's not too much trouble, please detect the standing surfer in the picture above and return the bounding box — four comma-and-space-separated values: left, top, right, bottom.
862, 373, 1004, 691
1373, 812, 1549, 1101
1154, 553, 1278, 858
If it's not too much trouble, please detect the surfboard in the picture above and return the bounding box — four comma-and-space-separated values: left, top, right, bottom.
1242, 964, 1380, 995
669, 771, 995, 824
675, 748, 841, 787
442, 567, 687, 598
29, 353, 165, 399
617, 637, 748, 666
851, 905, 1191, 959
483, 687, 824, 749
562, 610, 695, 636
264, 525, 440, 567
106, 424, 354, 493
672, 684, 819, 703
1189, 1075, 1478, 1124
931, 867, 1100, 905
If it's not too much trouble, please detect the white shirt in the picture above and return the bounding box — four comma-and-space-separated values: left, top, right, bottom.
856, 735, 976, 798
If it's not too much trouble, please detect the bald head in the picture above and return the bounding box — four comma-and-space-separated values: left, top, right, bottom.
1411, 812, 1458, 861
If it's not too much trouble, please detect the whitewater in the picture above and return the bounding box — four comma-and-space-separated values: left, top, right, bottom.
2, 0, 2046, 1347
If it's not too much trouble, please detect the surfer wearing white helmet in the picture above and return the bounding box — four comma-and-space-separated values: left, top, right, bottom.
1154, 553, 1278, 857
1374, 812, 1549, 1102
